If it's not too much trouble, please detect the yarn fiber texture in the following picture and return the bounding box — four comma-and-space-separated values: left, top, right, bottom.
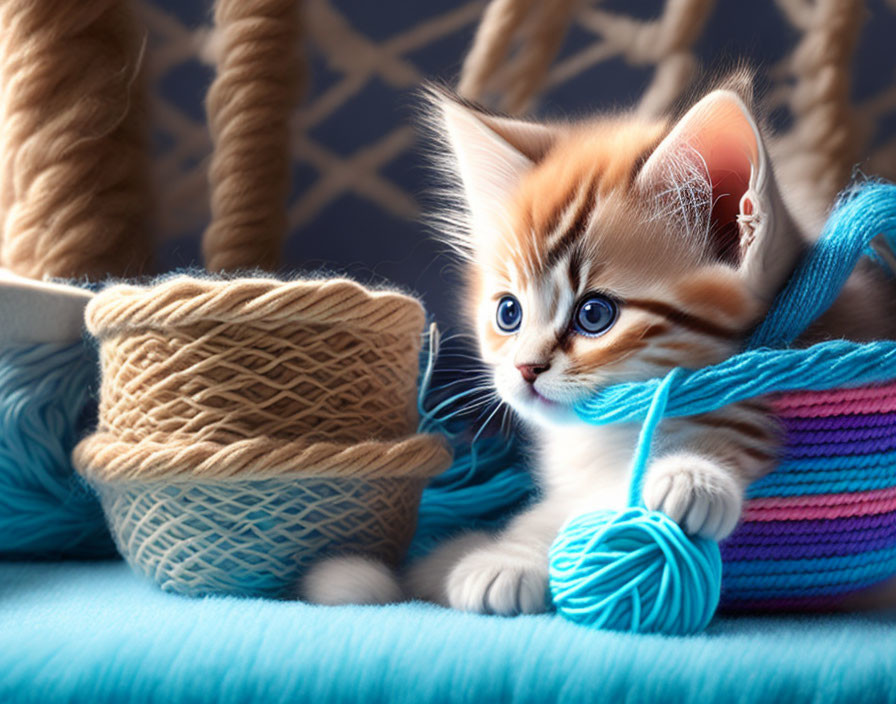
73, 275, 452, 598
0, 341, 112, 557
550, 508, 721, 633
0, 0, 151, 278
549, 181, 896, 633
202, 0, 302, 272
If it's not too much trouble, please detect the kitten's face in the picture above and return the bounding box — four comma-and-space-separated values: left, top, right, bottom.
435, 88, 800, 427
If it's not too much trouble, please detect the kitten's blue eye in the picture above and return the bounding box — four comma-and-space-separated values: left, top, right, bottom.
573, 294, 618, 336
496, 295, 522, 333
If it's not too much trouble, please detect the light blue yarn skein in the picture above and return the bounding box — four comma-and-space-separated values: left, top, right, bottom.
0, 341, 113, 557
549, 181, 896, 635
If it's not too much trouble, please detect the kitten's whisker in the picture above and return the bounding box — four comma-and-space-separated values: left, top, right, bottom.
471, 400, 507, 446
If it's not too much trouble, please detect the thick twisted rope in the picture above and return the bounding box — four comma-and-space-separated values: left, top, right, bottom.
75, 432, 451, 482
0, 0, 151, 278
84, 276, 425, 336
458, 0, 538, 106
203, 0, 303, 272
789, 0, 863, 205
458, 0, 577, 113
460, 0, 717, 116
500, 0, 580, 114
774, 0, 864, 222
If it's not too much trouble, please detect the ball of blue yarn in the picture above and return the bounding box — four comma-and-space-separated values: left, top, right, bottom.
549, 508, 722, 635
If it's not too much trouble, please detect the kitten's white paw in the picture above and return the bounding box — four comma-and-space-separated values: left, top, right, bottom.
643, 453, 743, 540
298, 554, 402, 605
446, 544, 548, 616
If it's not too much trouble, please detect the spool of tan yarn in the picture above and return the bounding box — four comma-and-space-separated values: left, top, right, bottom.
0, 0, 151, 279
82, 276, 428, 449
73, 275, 451, 482
71, 275, 452, 597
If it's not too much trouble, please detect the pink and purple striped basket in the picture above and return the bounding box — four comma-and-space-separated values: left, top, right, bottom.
720, 380, 896, 610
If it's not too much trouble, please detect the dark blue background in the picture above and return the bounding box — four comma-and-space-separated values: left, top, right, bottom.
151, 0, 896, 328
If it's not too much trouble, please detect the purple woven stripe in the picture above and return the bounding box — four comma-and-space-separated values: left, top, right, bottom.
780, 412, 896, 432
729, 512, 896, 539
721, 512, 896, 560
786, 424, 896, 445
721, 532, 896, 561
783, 434, 896, 458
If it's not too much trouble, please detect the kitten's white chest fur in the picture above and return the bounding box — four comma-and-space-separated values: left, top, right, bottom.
536, 423, 640, 516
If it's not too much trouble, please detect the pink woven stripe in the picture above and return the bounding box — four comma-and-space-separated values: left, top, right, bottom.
744, 486, 896, 521
772, 381, 896, 418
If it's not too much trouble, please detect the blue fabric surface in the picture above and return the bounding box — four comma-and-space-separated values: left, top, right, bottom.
2, 560, 896, 704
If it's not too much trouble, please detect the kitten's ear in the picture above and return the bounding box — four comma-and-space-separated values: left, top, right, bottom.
432, 89, 557, 249
637, 90, 801, 296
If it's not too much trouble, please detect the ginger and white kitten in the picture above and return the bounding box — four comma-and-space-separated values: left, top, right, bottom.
301, 82, 896, 611
403, 82, 896, 615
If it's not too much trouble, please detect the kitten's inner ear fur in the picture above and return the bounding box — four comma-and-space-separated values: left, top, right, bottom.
438, 95, 557, 250
638, 90, 801, 298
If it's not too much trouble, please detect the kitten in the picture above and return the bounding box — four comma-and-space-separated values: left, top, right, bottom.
404, 80, 896, 615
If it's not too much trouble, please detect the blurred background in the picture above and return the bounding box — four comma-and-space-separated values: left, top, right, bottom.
143, 0, 896, 327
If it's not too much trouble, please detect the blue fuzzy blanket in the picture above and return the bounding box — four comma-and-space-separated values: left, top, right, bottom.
2, 560, 895, 703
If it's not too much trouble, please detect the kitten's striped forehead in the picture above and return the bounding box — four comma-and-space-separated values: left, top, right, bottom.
505, 120, 667, 289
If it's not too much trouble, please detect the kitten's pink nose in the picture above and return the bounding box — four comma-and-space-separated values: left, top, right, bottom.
516, 362, 550, 384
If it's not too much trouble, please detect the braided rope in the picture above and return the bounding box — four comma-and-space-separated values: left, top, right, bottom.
73, 275, 450, 595
0, 0, 151, 278
85, 276, 425, 335
457, 0, 538, 105
203, 0, 303, 272
74, 432, 451, 482
774, 0, 865, 222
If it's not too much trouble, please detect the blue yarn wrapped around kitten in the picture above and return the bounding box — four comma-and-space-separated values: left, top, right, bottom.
549, 181, 896, 635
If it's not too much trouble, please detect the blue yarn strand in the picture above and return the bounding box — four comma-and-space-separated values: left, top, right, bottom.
749, 181, 896, 347
577, 339, 896, 426
576, 181, 896, 457
627, 367, 683, 507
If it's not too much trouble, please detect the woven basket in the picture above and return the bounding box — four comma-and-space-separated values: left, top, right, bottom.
721, 381, 896, 610
73, 276, 452, 597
